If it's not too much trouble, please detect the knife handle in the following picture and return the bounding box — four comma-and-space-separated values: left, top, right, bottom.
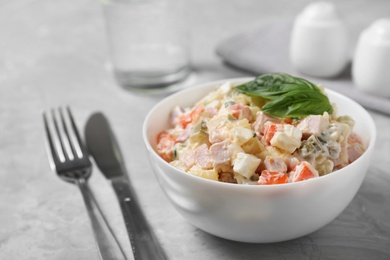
111, 178, 168, 260
78, 179, 127, 260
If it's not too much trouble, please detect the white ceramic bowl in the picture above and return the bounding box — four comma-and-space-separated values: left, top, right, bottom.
142, 78, 376, 243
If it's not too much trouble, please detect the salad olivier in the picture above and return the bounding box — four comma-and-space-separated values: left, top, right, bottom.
156, 73, 366, 185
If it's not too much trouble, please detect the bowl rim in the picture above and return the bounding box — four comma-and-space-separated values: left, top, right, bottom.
142, 77, 377, 190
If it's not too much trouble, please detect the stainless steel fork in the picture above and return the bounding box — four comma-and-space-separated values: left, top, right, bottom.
43, 107, 126, 260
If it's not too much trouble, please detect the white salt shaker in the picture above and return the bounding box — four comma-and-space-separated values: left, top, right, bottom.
352, 18, 390, 97
290, 2, 350, 78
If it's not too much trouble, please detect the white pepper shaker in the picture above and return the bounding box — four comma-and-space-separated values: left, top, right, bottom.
290, 2, 350, 78
352, 18, 390, 97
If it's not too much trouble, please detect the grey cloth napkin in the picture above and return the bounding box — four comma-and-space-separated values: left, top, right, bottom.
216, 20, 390, 115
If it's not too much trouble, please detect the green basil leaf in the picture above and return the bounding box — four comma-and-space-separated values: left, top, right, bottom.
236, 73, 319, 99
262, 90, 333, 118
235, 73, 333, 118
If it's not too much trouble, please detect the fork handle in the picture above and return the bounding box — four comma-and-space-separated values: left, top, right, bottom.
77, 179, 127, 260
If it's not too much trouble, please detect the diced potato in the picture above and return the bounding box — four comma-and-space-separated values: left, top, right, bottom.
271, 132, 300, 154
233, 152, 261, 179
249, 106, 260, 120
283, 124, 302, 140
233, 93, 252, 106
188, 165, 219, 181
270, 125, 302, 153
228, 143, 245, 163
219, 81, 234, 94
250, 96, 267, 110
188, 130, 210, 146
231, 118, 251, 129
229, 126, 253, 146
241, 137, 264, 155
207, 114, 228, 130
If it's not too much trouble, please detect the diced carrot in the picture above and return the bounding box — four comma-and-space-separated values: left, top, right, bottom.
178, 114, 191, 129
156, 131, 176, 162
258, 170, 288, 185
291, 161, 318, 182
229, 104, 244, 119
263, 123, 279, 144
178, 104, 204, 128
157, 131, 170, 142
281, 117, 293, 124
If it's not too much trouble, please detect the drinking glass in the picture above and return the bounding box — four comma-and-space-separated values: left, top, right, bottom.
102, 0, 191, 94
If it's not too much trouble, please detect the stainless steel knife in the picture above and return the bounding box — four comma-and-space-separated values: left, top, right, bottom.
84, 112, 168, 260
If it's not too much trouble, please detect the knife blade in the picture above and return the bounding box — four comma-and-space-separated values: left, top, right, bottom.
84, 112, 168, 260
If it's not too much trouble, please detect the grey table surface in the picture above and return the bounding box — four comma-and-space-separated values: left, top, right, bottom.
1, 0, 389, 259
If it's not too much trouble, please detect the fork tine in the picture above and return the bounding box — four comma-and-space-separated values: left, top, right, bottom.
66, 106, 88, 158
51, 108, 70, 161
59, 107, 78, 159
43, 111, 61, 165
